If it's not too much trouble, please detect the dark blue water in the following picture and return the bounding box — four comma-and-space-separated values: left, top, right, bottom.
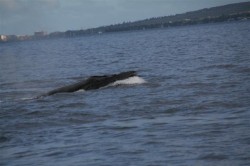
1, 21, 250, 166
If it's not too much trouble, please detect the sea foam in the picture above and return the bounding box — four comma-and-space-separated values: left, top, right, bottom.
111, 76, 146, 86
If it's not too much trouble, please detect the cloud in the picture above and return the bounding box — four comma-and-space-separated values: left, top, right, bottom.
0, 0, 60, 17
0, 0, 61, 34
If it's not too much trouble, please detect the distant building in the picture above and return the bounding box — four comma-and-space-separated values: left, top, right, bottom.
6, 35, 18, 41
17, 35, 31, 41
34, 31, 47, 37
49, 31, 64, 38
0, 35, 7, 42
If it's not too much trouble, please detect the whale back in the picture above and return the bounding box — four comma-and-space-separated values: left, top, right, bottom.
37, 71, 137, 98
83, 71, 137, 90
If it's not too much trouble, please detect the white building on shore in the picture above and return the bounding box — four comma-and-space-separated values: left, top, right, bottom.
0, 35, 7, 42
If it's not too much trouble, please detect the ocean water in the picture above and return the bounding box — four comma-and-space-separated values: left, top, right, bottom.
0, 21, 250, 166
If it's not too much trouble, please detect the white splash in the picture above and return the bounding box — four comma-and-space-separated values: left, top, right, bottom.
21, 97, 36, 101
111, 76, 146, 86
76, 89, 86, 93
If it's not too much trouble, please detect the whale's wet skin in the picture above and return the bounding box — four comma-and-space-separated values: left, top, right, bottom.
1, 21, 250, 166
36, 71, 143, 98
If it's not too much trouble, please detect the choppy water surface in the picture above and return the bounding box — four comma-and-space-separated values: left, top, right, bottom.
1, 21, 250, 166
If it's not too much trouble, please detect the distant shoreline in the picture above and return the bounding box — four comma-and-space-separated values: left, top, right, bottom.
1, 2, 250, 43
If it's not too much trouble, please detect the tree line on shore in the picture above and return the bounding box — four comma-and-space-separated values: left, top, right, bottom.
1, 2, 249, 42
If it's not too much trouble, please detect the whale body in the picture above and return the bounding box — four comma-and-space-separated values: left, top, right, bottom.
37, 71, 137, 98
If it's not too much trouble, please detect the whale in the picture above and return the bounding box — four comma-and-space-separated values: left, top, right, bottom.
36, 71, 137, 98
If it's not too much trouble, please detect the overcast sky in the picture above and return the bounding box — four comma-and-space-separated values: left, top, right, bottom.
0, 0, 247, 35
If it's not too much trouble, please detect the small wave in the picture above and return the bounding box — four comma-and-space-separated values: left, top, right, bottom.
20, 97, 36, 101
199, 64, 237, 70
110, 76, 146, 86
198, 153, 228, 160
